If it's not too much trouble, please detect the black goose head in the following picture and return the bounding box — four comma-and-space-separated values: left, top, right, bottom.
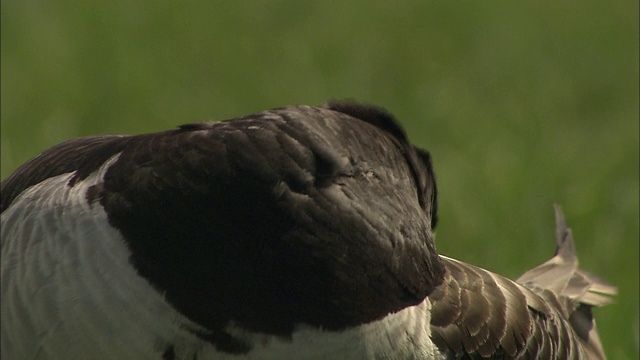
119, 102, 445, 338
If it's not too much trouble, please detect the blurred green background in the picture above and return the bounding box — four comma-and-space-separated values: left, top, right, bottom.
2, 0, 637, 357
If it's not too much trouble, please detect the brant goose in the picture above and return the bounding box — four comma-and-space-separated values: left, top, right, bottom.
1, 102, 615, 359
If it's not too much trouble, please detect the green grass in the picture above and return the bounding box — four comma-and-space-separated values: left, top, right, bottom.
2, 1, 638, 357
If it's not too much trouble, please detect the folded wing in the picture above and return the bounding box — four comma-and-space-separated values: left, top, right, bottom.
430, 205, 616, 359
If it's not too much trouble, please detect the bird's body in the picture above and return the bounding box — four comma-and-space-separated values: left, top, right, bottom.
0, 169, 438, 359
1, 103, 615, 359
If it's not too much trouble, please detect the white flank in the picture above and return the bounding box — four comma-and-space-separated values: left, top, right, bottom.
219, 300, 441, 360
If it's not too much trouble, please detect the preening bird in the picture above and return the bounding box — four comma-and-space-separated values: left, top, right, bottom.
1, 102, 615, 359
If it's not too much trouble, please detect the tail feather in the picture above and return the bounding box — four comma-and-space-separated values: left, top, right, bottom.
516, 204, 617, 306
516, 204, 616, 359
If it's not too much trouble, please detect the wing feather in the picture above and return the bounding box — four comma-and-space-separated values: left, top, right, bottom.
430, 205, 616, 359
